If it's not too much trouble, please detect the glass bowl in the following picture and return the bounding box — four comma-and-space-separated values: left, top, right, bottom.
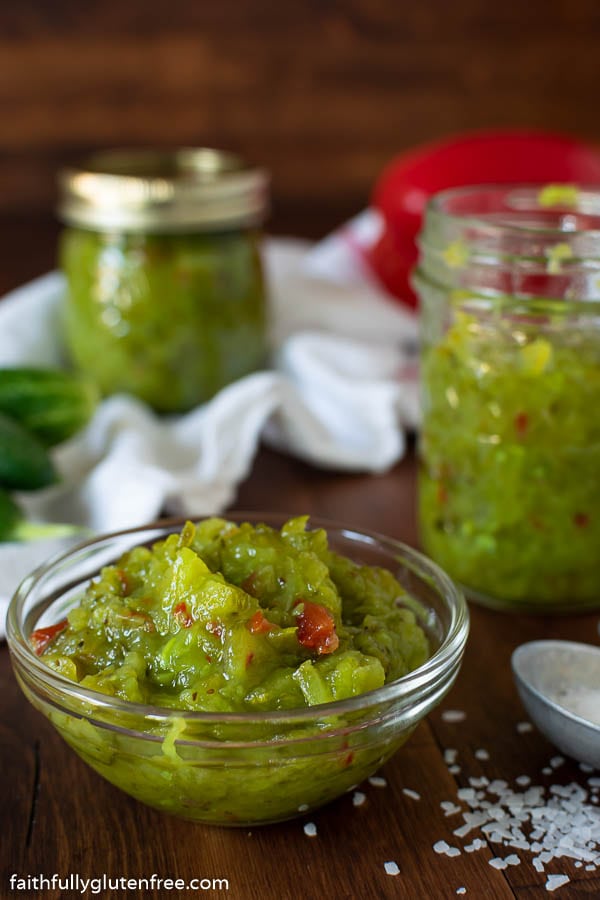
6, 514, 469, 826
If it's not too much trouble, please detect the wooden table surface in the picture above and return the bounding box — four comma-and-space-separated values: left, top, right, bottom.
1, 227, 599, 900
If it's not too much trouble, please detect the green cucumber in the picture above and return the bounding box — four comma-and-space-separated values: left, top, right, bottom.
0, 487, 22, 540
0, 412, 56, 490
0, 367, 98, 447
0, 486, 84, 543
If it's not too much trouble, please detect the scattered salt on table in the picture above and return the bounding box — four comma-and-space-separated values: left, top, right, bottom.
434, 775, 600, 877
475, 749, 490, 761
384, 861, 400, 876
352, 791, 366, 807
402, 788, 421, 801
489, 857, 507, 870
517, 721, 533, 734
442, 710, 467, 723
464, 838, 486, 853
545, 874, 570, 892
469, 777, 489, 789
303, 822, 317, 837
433, 840, 461, 857
441, 801, 462, 817
368, 775, 387, 788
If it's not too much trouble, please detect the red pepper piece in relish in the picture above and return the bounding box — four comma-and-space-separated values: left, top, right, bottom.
295, 600, 339, 656
115, 567, 132, 595
174, 602, 193, 628
206, 620, 224, 639
121, 610, 155, 632
30, 619, 68, 655
241, 571, 259, 596
574, 512, 590, 529
246, 610, 276, 634
514, 412, 529, 437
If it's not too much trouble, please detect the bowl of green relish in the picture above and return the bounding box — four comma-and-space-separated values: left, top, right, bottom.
414, 184, 600, 612
6, 514, 467, 826
58, 148, 269, 413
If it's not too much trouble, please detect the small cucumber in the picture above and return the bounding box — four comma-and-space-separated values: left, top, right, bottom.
0, 487, 22, 540
0, 485, 84, 543
0, 411, 56, 490
0, 367, 98, 447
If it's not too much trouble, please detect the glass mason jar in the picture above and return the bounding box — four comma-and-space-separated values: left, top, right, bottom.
413, 185, 600, 612
58, 149, 269, 413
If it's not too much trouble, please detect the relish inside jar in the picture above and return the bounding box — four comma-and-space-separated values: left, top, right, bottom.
58, 149, 269, 413
414, 185, 600, 612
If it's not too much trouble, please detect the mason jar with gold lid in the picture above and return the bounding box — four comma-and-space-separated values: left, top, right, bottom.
58, 148, 269, 413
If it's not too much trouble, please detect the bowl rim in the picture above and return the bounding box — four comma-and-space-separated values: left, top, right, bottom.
7, 512, 469, 725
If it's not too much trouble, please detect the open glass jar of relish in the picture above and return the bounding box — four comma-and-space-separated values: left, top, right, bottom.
58, 149, 269, 413
413, 185, 600, 612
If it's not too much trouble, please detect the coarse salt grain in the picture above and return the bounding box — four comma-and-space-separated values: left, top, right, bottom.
542, 767, 553, 776
441, 801, 462, 817
469, 777, 489, 789
456, 888, 467, 895
442, 710, 467, 723
298, 803, 309, 812
516, 775, 531, 787
445, 748, 458, 764
550, 756, 565, 769
449, 765, 461, 775
433, 840, 461, 857
403, 788, 421, 801
489, 857, 507, 870
384, 861, 400, 876
352, 791, 366, 807
545, 874, 570, 892
303, 822, 317, 837
517, 721, 533, 733
475, 749, 490, 761
368, 776, 387, 788
464, 838, 486, 853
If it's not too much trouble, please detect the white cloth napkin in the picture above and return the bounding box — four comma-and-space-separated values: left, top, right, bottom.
0, 212, 419, 635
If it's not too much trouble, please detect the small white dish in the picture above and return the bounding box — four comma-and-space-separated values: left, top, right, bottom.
512, 640, 600, 768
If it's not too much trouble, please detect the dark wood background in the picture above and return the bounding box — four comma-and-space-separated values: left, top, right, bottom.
2, 0, 600, 242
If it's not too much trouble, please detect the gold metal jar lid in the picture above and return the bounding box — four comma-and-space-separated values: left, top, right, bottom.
58, 148, 269, 232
